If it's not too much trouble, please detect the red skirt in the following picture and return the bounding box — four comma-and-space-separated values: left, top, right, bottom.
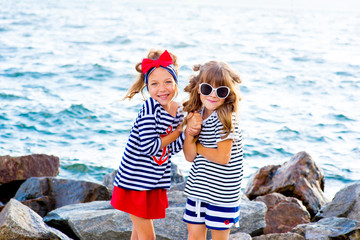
111, 186, 169, 219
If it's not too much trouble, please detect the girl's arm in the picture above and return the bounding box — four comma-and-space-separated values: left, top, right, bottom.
183, 131, 198, 162
159, 126, 183, 149
183, 112, 202, 162
196, 139, 233, 165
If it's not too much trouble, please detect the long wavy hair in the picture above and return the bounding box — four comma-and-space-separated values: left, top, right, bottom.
123, 49, 179, 100
183, 61, 242, 137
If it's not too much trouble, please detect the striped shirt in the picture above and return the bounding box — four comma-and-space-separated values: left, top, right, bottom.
184, 110, 243, 205
114, 97, 185, 191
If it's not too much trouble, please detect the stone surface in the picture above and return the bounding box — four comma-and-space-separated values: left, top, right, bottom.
253, 233, 305, 240
167, 190, 187, 207
292, 217, 360, 239
245, 151, 327, 217
228, 232, 252, 240
315, 183, 360, 222
0, 154, 60, 184
234, 200, 267, 236
44, 200, 187, 240
0, 198, 71, 240
255, 192, 310, 234
14, 177, 110, 216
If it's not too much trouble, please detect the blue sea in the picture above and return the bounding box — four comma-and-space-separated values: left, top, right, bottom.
1, 0, 359, 200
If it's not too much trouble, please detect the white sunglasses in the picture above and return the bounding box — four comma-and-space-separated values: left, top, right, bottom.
199, 83, 230, 99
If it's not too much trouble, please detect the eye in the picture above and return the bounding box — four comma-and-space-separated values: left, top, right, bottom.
150, 82, 158, 86
166, 80, 173, 84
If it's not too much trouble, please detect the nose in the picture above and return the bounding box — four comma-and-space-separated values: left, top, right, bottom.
209, 89, 217, 97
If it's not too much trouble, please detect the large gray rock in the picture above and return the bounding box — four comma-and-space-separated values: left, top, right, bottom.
44, 201, 187, 240
245, 151, 327, 217
14, 177, 110, 216
315, 183, 360, 222
233, 200, 267, 236
292, 217, 360, 239
0, 154, 60, 184
0, 198, 72, 240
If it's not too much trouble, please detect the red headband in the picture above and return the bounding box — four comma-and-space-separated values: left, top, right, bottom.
141, 50, 174, 74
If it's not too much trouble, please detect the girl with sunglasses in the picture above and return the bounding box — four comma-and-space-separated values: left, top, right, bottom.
111, 49, 200, 240
182, 61, 244, 240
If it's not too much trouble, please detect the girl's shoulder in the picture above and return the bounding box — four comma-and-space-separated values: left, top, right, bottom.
140, 97, 161, 115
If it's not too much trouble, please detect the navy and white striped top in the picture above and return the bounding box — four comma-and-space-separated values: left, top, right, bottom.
114, 97, 185, 191
184, 110, 243, 205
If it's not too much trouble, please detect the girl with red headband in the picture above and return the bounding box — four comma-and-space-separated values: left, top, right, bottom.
111, 49, 201, 239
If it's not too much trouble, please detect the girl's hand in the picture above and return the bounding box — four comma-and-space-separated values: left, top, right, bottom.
186, 111, 202, 137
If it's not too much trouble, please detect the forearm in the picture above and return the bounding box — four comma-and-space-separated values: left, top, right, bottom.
160, 128, 183, 149
196, 141, 232, 165
183, 133, 198, 162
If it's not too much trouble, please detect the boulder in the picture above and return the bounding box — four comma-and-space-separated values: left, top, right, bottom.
0, 198, 71, 240
245, 151, 327, 217
255, 193, 310, 234
0, 154, 60, 184
233, 200, 267, 236
0, 180, 25, 205
14, 177, 110, 216
102, 169, 116, 195
252, 233, 305, 240
171, 163, 185, 185
292, 217, 360, 239
228, 232, 252, 240
314, 183, 360, 222
44, 201, 187, 240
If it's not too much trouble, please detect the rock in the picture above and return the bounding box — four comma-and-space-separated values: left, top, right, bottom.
252, 233, 305, 240
0, 198, 72, 240
171, 163, 185, 185
314, 183, 360, 222
245, 151, 327, 217
20, 196, 55, 218
14, 177, 110, 216
0, 154, 60, 184
292, 217, 360, 239
0, 180, 24, 205
167, 190, 187, 207
233, 200, 267, 236
102, 169, 116, 195
228, 232, 252, 240
44, 200, 187, 240
255, 193, 310, 234
169, 181, 186, 192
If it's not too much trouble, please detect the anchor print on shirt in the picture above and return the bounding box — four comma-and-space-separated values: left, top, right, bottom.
153, 126, 172, 166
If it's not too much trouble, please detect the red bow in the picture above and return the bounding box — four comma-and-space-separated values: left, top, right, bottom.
141, 50, 174, 74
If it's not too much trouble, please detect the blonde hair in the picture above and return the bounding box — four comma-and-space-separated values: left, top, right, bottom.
183, 61, 242, 137
123, 49, 179, 100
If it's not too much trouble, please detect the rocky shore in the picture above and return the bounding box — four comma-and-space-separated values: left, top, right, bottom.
1, 151, 360, 239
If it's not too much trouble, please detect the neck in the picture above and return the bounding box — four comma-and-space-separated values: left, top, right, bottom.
202, 108, 214, 119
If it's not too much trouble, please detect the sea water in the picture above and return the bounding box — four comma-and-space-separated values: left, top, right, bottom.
1, 0, 359, 200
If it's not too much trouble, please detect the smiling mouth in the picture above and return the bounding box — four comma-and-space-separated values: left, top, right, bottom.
158, 94, 169, 99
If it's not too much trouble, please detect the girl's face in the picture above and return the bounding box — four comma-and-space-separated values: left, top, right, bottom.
198, 82, 226, 115
147, 67, 177, 111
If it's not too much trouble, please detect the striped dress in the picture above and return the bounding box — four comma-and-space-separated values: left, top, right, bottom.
114, 97, 185, 191
184, 110, 243, 205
